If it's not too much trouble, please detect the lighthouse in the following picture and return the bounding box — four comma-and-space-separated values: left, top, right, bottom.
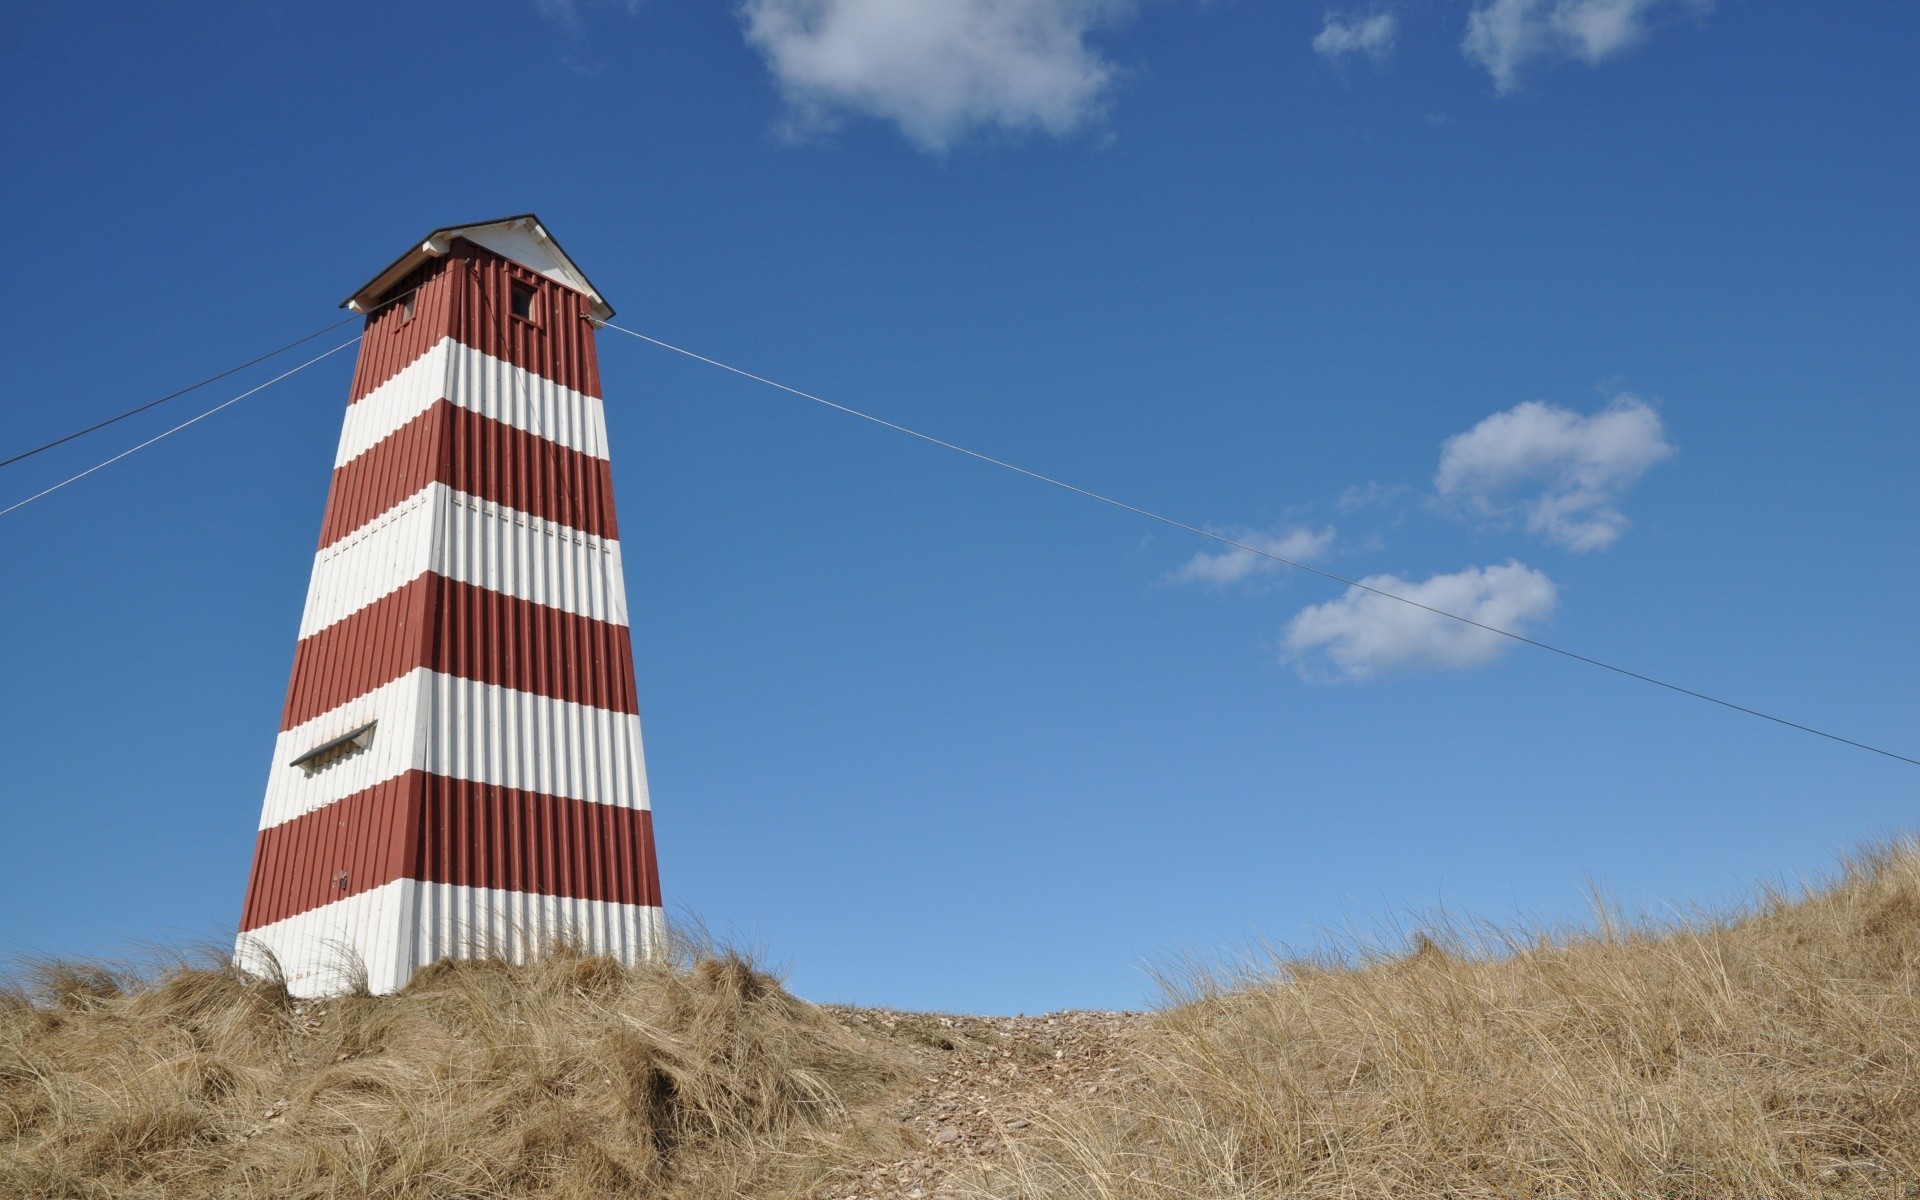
235, 216, 663, 996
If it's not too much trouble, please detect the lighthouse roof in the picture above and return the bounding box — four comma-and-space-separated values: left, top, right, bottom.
343, 214, 614, 321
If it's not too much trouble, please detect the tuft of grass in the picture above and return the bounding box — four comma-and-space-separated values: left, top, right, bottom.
982, 839, 1920, 1199
0, 935, 916, 1199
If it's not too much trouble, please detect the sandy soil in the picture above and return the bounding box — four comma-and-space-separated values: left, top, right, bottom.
819, 1007, 1147, 1199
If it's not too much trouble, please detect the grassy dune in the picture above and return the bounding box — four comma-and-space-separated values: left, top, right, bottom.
0, 945, 917, 1199
992, 841, 1920, 1199
5, 843, 1918, 1198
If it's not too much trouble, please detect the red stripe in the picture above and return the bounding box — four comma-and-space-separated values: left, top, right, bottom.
238, 771, 661, 930
318, 399, 617, 548
344, 257, 455, 403
280, 574, 638, 729
347, 241, 602, 402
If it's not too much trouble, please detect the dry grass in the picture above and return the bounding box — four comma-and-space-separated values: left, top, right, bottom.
8, 844, 1920, 1199
0, 938, 917, 1199
984, 840, 1920, 1199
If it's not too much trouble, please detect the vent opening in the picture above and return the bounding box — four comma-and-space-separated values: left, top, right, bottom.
290, 721, 376, 774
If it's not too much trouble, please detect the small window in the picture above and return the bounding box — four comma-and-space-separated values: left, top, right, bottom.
509, 281, 537, 323
401, 291, 417, 322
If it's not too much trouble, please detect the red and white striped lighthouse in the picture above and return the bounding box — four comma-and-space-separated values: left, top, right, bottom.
236, 216, 663, 996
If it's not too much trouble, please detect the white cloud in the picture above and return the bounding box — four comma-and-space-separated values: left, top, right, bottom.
1314, 9, 1398, 63
1435, 396, 1672, 552
1171, 526, 1336, 586
1284, 561, 1557, 680
740, 0, 1137, 152
1462, 0, 1711, 93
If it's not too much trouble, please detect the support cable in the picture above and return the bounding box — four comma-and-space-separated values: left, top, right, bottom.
596, 318, 1918, 769
0, 335, 363, 520
0, 316, 356, 471
1, 286, 418, 472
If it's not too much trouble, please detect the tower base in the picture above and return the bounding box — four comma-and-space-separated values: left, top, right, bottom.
236, 880, 666, 997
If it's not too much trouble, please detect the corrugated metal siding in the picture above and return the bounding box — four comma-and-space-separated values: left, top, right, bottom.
438, 336, 607, 456
238, 881, 666, 998
419, 672, 651, 812
299, 484, 625, 638
406, 777, 658, 907
241, 772, 660, 930
337, 338, 609, 467
258, 670, 433, 828
280, 574, 432, 728
242, 229, 660, 996
261, 670, 651, 828
241, 774, 418, 930
437, 400, 617, 538
436, 491, 627, 627
425, 577, 636, 715
320, 396, 447, 549
281, 574, 638, 729
408, 883, 663, 975
320, 398, 617, 547
443, 242, 603, 399
298, 488, 439, 638
237, 879, 416, 997
346, 258, 458, 403
347, 240, 601, 403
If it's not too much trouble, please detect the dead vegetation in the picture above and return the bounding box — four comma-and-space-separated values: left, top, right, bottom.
6, 841, 1920, 1198
0, 939, 917, 1199
985, 840, 1920, 1199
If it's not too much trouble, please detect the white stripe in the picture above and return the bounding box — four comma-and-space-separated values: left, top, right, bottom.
409, 881, 663, 987
237, 879, 413, 998
237, 879, 663, 998
259, 668, 651, 829
297, 483, 628, 638
335, 337, 609, 467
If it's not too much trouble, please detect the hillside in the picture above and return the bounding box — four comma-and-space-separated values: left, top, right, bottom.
5, 843, 1918, 1198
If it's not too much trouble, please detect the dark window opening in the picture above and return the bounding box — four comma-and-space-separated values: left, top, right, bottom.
509, 281, 537, 323
401, 291, 417, 322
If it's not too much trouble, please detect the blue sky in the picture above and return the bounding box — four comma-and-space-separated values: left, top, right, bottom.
1, 1, 1915, 1014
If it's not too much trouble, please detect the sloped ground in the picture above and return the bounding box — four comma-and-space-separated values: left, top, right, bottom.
6, 841, 1920, 1198
982, 841, 1920, 1199
821, 1008, 1143, 1198
0, 946, 920, 1199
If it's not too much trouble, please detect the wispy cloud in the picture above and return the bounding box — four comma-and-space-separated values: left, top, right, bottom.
1284, 561, 1557, 680
1434, 395, 1673, 552
739, 0, 1138, 152
1314, 9, 1399, 63
534, 0, 642, 33
1462, 0, 1712, 93
1170, 526, 1337, 587
532, 0, 645, 72
1337, 481, 1410, 513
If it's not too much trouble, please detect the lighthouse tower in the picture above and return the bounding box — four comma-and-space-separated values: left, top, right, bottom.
236, 216, 663, 996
